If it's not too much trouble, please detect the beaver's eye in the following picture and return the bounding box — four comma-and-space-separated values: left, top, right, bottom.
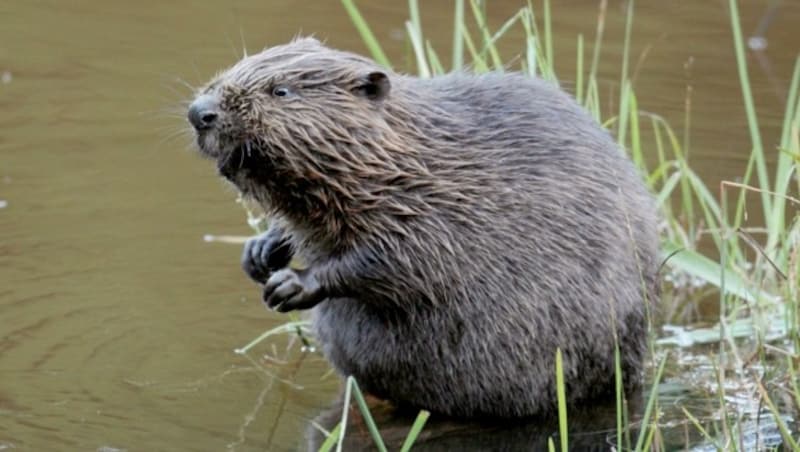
272, 86, 291, 97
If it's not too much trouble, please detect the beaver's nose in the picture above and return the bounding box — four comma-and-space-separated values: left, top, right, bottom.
188, 95, 219, 131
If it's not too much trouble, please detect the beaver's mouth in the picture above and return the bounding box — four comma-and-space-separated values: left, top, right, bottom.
216, 144, 249, 181
192, 130, 246, 178
192, 128, 267, 185
215, 141, 271, 184
193, 131, 225, 159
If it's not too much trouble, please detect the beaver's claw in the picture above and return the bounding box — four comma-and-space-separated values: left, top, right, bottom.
263, 268, 325, 312
241, 227, 292, 284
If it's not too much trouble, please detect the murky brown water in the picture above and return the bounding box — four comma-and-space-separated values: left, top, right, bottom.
2, 1, 799, 450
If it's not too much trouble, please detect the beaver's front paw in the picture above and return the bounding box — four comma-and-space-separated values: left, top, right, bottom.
263, 268, 325, 312
242, 227, 292, 284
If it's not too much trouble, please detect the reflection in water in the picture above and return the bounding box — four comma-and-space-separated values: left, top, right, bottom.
306, 394, 642, 451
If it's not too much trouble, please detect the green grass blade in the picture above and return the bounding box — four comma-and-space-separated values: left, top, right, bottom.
629, 89, 644, 171
335, 377, 354, 452
408, 0, 422, 40
634, 354, 666, 452
767, 56, 800, 258
588, 0, 607, 100
407, 0, 430, 77
523, 1, 556, 81
451, 0, 465, 70
652, 117, 698, 240
481, 9, 526, 64
731, 148, 758, 231
576, 33, 584, 103
317, 422, 342, 452
780, 57, 800, 149
617, 81, 631, 151
753, 378, 800, 450
788, 355, 800, 412
586, 77, 601, 122
650, 115, 671, 190
399, 410, 430, 452
349, 377, 389, 452
617, 0, 634, 142
641, 422, 659, 452
525, 35, 539, 77
341, 0, 391, 68
681, 407, 720, 449
235, 320, 311, 354
405, 1, 431, 79
425, 41, 445, 75
520, 7, 541, 77
461, 24, 489, 73
405, 21, 429, 77
555, 348, 568, 452
662, 241, 777, 305
728, 0, 771, 220
653, 167, 682, 206
468, 0, 503, 70
543, 0, 553, 74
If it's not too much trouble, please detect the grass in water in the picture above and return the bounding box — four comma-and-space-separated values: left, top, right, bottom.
231, 0, 800, 449
314, 377, 430, 452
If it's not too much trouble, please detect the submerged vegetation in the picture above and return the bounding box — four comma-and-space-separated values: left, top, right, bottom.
234, 0, 800, 449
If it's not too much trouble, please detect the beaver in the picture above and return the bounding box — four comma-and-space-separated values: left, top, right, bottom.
187, 37, 660, 418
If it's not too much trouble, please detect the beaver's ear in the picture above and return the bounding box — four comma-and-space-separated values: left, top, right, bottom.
352, 71, 390, 101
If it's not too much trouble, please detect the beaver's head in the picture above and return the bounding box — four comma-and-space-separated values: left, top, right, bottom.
188, 37, 400, 200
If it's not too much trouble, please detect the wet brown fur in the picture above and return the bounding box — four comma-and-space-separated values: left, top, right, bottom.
190, 37, 661, 418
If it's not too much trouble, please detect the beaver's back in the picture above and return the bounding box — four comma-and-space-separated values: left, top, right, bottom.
387, 71, 659, 314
